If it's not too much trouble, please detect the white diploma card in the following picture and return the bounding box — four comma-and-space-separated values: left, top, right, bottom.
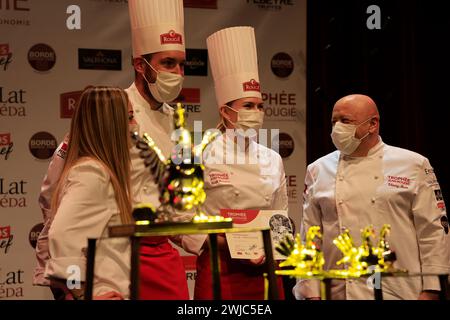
221, 209, 293, 260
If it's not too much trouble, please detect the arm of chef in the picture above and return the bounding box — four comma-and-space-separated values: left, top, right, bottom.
34, 136, 68, 285
293, 166, 322, 299
412, 157, 450, 291
45, 161, 113, 286
169, 208, 208, 256
272, 155, 289, 211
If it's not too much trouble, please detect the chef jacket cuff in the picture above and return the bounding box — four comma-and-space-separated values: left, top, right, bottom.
293, 279, 321, 299
45, 257, 86, 282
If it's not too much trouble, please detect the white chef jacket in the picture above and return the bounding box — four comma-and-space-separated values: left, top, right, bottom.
294, 137, 450, 300
45, 159, 131, 298
126, 82, 174, 207
125, 83, 196, 223
35, 83, 191, 284
33, 135, 68, 286
182, 133, 289, 255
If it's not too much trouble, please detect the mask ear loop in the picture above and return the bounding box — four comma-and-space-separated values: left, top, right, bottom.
357, 117, 374, 141
220, 105, 237, 129
139, 57, 158, 86
141, 57, 159, 74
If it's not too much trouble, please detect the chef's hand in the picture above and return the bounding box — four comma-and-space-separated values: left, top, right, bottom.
240, 255, 266, 266
249, 255, 266, 266
94, 291, 124, 300
418, 290, 440, 300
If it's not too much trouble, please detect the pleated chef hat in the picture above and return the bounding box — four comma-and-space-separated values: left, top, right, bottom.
128, 0, 185, 57
207, 26, 262, 106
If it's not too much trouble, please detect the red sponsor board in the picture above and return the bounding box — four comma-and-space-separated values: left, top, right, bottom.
60, 90, 83, 118
183, 0, 217, 9
174, 88, 200, 103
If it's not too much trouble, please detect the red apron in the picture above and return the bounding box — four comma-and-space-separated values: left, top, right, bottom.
194, 245, 285, 300
139, 236, 189, 300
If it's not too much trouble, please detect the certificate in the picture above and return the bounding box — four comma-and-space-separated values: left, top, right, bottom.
221, 209, 293, 260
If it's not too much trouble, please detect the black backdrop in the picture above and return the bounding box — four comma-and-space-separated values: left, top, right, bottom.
307, 0, 450, 206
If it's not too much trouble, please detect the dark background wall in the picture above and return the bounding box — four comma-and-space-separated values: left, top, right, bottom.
307, 0, 450, 206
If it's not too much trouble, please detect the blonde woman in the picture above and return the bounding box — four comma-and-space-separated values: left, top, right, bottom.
45, 86, 133, 300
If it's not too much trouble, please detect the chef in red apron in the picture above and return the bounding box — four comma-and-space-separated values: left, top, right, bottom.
189, 26, 289, 300
127, 0, 189, 300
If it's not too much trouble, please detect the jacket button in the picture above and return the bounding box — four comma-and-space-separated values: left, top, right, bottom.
339, 176, 344, 181
374, 176, 379, 180
371, 198, 376, 203
265, 196, 270, 201
234, 190, 240, 196
338, 200, 343, 205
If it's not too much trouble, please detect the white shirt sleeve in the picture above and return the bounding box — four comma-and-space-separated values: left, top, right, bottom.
34, 137, 68, 286
45, 160, 114, 283
412, 157, 450, 290
293, 166, 322, 299
272, 155, 289, 211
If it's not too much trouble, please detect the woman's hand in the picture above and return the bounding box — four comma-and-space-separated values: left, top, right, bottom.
94, 291, 124, 300
239, 255, 266, 266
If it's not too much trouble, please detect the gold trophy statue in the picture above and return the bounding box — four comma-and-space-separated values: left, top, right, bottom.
329, 224, 402, 277
131, 103, 226, 223
276, 226, 325, 277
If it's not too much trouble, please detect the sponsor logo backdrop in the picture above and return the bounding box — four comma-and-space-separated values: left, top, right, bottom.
0, 0, 306, 299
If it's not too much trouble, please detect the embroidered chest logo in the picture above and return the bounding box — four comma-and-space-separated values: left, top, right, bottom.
209, 172, 230, 185
387, 176, 410, 189
56, 141, 68, 159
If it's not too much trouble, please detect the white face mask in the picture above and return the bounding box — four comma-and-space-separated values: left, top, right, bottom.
141, 58, 184, 103
224, 106, 264, 136
331, 117, 372, 155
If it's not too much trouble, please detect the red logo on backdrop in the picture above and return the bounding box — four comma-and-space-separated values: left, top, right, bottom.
0, 43, 13, 71
0, 133, 11, 145
160, 30, 183, 45
243, 79, 261, 92
0, 226, 11, 238
174, 88, 200, 104
0, 44, 9, 55
60, 90, 83, 118
220, 209, 260, 224
0, 132, 13, 160
183, 0, 218, 9
0, 225, 13, 254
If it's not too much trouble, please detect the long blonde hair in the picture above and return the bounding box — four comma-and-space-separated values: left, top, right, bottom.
52, 86, 133, 224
